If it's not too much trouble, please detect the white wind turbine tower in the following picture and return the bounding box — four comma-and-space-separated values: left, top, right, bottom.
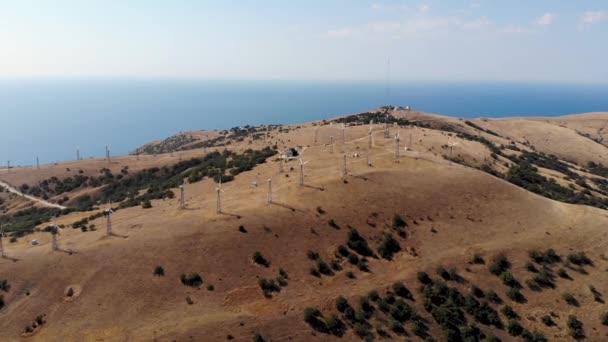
394, 129, 401, 160
104, 209, 114, 235
0, 224, 5, 258
76, 147, 80, 161
215, 178, 225, 213
50, 223, 61, 251
105, 145, 111, 163
266, 178, 273, 204
447, 138, 460, 165
298, 159, 309, 186
179, 181, 185, 209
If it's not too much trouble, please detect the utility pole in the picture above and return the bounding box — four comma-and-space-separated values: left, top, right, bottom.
267, 179, 272, 204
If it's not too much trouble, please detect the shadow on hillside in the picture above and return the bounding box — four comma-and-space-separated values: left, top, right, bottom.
0, 255, 19, 263
302, 184, 325, 191
108, 232, 129, 239
218, 211, 242, 219
56, 248, 79, 255
270, 201, 303, 212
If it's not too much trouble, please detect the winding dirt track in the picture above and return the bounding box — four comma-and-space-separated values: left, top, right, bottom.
0, 179, 67, 210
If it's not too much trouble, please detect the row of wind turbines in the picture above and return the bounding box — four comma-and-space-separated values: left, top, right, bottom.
1, 114, 463, 257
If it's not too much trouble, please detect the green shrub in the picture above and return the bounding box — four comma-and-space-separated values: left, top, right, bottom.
563, 293, 579, 306
153, 265, 165, 277
489, 253, 510, 275
367, 290, 380, 301
507, 288, 526, 303
541, 315, 554, 326
377, 233, 401, 260
0, 279, 10, 292
507, 320, 523, 336
180, 273, 203, 287
316, 259, 333, 276
392, 281, 413, 300
417, 271, 432, 285
336, 296, 350, 312
306, 250, 319, 260
325, 314, 345, 336
500, 271, 521, 288
501, 305, 519, 319
346, 228, 374, 257
521, 329, 548, 342
303, 307, 328, 333
485, 289, 502, 304
471, 254, 485, 264
601, 311, 608, 326
567, 315, 584, 340
258, 278, 280, 298
141, 199, 152, 209
567, 252, 592, 266
252, 251, 270, 267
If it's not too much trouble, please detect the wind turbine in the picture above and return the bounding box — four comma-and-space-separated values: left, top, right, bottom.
36, 157, 40, 169
105, 145, 111, 163
104, 209, 114, 235
216, 178, 225, 213
76, 147, 80, 161
179, 181, 185, 209
50, 223, 61, 251
448, 138, 460, 165
394, 129, 401, 160
0, 224, 5, 258
329, 136, 334, 154
298, 159, 309, 186
266, 178, 273, 204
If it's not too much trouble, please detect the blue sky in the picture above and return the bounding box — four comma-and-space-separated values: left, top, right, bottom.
1, 1, 607, 82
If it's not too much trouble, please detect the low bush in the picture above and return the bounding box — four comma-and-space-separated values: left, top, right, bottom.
501, 305, 519, 320
303, 307, 328, 333
180, 273, 203, 287
489, 254, 510, 275
252, 251, 270, 267
258, 278, 280, 298
153, 265, 165, 277
567, 315, 585, 340
346, 228, 375, 257
567, 252, 592, 266
508, 320, 523, 336
392, 281, 413, 300
563, 293, 579, 306
377, 233, 401, 260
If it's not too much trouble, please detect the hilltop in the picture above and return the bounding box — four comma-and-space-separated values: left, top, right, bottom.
1, 108, 607, 342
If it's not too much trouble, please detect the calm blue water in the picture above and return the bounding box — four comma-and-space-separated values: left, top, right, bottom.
1, 80, 608, 166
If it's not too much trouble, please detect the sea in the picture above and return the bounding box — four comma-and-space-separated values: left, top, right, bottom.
1, 80, 608, 166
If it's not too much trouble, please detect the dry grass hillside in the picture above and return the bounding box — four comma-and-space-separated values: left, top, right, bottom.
1, 108, 607, 342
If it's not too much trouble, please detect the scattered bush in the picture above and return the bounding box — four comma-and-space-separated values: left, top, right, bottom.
541, 315, 555, 326
141, 199, 152, 209
567, 252, 592, 266
392, 281, 413, 300
557, 268, 571, 279
316, 259, 333, 276
336, 296, 351, 312
325, 314, 345, 336
367, 290, 380, 302
601, 311, 608, 326
346, 228, 374, 257
526, 262, 538, 273
485, 289, 502, 304
306, 250, 319, 260
501, 305, 519, 320
500, 271, 521, 288
507, 320, 523, 336
253, 334, 265, 342
303, 307, 329, 334
489, 254, 510, 275
377, 233, 401, 260
328, 219, 339, 229
417, 272, 432, 285
507, 288, 526, 303
258, 278, 280, 298
563, 293, 579, 306
0, 279, 10, 292
238, 225, 247, 233
252, 251, 270, 267
346, 271, 355, 279
153, 265, 165, 277
529, 248, 561, 265
471, 254, 485, 264
567, 315, 584, 340
180, 273, 203, 287
521, 329, 548, 342
316, 206, 325, 214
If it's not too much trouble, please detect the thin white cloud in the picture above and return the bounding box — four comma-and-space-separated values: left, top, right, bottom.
503, 25, 535, 34
580, 11, 608, 27
535, 13, 556, 26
